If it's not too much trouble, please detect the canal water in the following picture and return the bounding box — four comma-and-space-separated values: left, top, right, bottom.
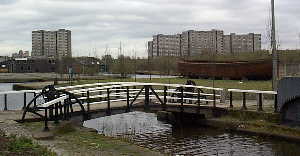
84, 111, 300, 156
0, 83, 34, 110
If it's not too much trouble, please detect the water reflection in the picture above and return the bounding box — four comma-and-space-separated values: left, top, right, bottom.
83, 111, 300, 156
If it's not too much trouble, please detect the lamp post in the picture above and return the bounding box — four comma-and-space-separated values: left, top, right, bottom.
271, 0, 278, 91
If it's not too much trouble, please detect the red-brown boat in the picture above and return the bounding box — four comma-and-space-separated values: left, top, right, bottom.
178, 60, 272, 80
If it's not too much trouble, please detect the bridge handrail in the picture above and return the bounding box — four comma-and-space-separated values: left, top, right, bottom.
0, 90, 40, 95
228, 89, 277, 95
38, 95, 69, 108
60, 82, 223, 93
56, 82, 134, 90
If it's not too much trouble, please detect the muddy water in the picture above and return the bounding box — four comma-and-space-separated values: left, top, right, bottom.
83, 111, 300, 156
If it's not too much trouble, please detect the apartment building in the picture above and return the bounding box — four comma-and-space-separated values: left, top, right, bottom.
223, 33, 261, 54
181, 29, 224, 56
32, 29, 72, 58
148, 29, 261, 57
57, 29, 72, 57
150, 34, 182, 57
147, 41, 153, 58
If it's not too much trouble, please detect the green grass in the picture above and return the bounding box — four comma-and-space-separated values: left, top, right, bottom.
0, 130, 56, 156
212, 111, 300, 139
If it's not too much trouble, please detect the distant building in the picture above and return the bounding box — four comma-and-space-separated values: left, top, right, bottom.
223, 33, 261, 54
12, 50, 30, 58
148, 29, 261, 57
151, 34, 181, 57
32, 29, 72, 58
2, 57, 100, 74
5, 58, 57, 73
182, 29, 224, 56
0, 56, 10, 63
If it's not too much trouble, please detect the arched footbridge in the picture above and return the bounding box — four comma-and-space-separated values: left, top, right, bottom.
0, 82, 278, 130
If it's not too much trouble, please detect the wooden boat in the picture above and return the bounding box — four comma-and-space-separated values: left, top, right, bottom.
178, 60, 272, 80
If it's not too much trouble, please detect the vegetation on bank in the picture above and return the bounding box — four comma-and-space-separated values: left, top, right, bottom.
209, 110, 300, 141
24, 122, 163, 156
0, 130, 56, 156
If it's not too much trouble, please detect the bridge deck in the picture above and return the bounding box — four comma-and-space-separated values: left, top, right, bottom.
68, 99, 275, 115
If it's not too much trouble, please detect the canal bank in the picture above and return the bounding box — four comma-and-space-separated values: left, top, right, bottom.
157, 109, 300, 144
83, 111, 300, 155
0, 110, 164, 156
2, 108, 300, 156
205, 111, 300, 143
4, 80, 300, 155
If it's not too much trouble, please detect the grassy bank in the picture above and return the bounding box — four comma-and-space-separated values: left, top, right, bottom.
0, 130, 55, 156
206, 110, 300, 142
24, 121, 164, 156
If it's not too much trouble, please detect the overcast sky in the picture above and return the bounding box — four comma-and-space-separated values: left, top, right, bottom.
0, 0, 299, 57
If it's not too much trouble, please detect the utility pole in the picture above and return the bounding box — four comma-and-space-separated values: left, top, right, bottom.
168, 52, 170, 84
146, 42, 152, 81
134, 49, 137, 82
104, 45, 109, 73
298, 33, 300, 49
271, 0, 278, 91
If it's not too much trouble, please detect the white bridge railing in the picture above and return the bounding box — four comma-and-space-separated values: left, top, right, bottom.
0, 90, 40, 111
0, 82, 278, 113
228, 89, 277, 112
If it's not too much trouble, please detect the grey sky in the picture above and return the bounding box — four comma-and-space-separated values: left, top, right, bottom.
0, 0, 299, 57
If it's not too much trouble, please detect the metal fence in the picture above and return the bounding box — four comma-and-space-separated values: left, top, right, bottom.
0, 90, 39, 111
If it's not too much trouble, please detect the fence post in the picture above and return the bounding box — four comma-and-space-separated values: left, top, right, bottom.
181, 87, 184, 112
213, 90, 216, 108
66, 98, 72, 120
54, 102, 59, 124
229, 91, 233, 109
144, 85, 150, 111
44, 108, 49, 131
126, 87, 130, 112
4, 94, 8, 111
49, 106, 54, 120
99, 90, 102, 101
106, 88, 111, 115
163, 86, 167, 111
241, 92, 247, 110
87, 91, 90, 113
257, 93, 263, 111
63, 100, 67, 120
33, 92, 37, 107
23, 92, 27, 110
59, 101, 63, 118
197, 89, 201, 113
274, 94, 278, 113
